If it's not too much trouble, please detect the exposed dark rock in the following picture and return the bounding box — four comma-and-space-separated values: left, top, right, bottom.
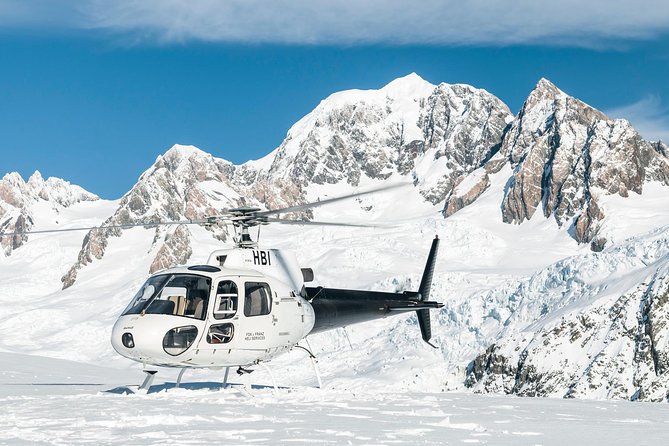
149, 225, 192, 274
499, 79, 669, 249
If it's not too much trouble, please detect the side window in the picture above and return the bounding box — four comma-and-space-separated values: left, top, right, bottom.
244, 282, 272, 317
207, 323, 234, 344
213, 281, 238, 320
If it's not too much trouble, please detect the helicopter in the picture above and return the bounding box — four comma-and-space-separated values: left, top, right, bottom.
0, 185, 443, 391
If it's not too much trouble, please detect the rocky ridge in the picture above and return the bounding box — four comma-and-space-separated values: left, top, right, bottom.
498, 79, 669, 250
247, 73, 512, 205
0, 171, 98, 255
61, 146, 243, 288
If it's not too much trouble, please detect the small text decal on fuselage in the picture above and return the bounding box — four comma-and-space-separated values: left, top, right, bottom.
252, 250, 271, 266
245, 331, 266, 341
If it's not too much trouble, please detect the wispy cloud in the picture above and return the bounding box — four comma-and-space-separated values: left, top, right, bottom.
3, 0, 669, 47
605, 96, 669, 143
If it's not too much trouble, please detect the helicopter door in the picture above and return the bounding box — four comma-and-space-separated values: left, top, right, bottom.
206, 280, 239, 345
236, 281, 274, 348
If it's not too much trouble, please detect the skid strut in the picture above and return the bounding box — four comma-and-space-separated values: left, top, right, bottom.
175, 368, 186, 388
295, 345, 323, 389
223, 367, 230, 388
341, 327, 353, 350
139, 370, 157, 392
257, 361, 278, 393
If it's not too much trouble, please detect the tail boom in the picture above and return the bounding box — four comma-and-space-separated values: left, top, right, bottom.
304, 236, 442, 346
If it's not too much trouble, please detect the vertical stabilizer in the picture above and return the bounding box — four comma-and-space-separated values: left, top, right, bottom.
417, 236, 440, 348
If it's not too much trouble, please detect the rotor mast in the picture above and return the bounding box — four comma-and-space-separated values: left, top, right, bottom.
228, 206, 265, 249
232, 223, 259, 248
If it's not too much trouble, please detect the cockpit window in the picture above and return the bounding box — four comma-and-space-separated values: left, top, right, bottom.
122, 274, 211, 320
122, 275, 171, 315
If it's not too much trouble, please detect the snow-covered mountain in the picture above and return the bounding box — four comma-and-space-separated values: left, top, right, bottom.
60, 146, 244, 288
499, 79, 669, 250
1, 73, 669, 402
61, 73, 513, 288
0, 171, 98, 255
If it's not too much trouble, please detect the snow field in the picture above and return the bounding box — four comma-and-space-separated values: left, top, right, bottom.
2, 353, 669, 446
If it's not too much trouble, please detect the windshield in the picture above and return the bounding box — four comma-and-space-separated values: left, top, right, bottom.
122, 274, 212, 320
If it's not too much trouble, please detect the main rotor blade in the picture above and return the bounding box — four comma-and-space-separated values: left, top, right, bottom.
256, 182, 408, 217
262, 217, 377, 228
0, 218, 223, 238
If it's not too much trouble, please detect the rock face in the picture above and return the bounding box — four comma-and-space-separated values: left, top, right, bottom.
0, 171, 98, 255
254, 73, 512, 206
415, 83, 511, 203
149, 224, 192, 274
443, 168, 490, 217
463, 227, 669, 402
497, 79, 669, 249
61, 146, 240, 288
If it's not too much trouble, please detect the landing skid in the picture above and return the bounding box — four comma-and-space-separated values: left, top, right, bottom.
110, 370, 158, 395
110, 355, 323, 395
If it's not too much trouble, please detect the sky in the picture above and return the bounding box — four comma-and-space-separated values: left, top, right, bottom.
1, 0, 669, 199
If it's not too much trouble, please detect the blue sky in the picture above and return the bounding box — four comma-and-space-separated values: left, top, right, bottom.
1, 1, 669, 199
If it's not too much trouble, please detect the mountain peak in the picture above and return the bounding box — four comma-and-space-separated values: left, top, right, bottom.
381, 72, 435, 97
163, 144, 209, 159
520, 77, 606, 123
1, 171, 24, 185
536, 77, 557, 88
149, 144, 217, 175
529, 77, 564, 99
27, 171, 44, 187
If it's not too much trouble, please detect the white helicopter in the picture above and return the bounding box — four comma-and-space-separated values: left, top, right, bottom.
1, 186, 443, 391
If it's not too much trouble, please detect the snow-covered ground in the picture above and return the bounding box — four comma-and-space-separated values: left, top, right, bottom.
2, 354, 669, 445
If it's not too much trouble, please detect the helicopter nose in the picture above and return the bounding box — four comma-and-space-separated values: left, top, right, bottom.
111, 315, 203, 363
110, 316, 155, 360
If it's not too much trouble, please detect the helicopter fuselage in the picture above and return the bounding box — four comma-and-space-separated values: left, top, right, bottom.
111, 238, 443, 371
111, 249, 316, 368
